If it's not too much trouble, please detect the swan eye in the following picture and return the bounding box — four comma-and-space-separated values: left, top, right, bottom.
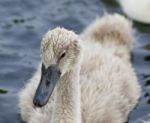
57, 52, 66, 63
60, 52, 66, 59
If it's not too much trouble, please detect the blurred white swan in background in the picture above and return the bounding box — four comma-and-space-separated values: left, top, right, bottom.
117, 0, 150, 24
19, 14, 141, 123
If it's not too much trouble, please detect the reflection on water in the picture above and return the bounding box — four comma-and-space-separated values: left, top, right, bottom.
13, 19, 25, 24
0, 0, 150, 123
144, 93, 149, 98
145, 56, 150, 62
134, 22, 150, 33
0, 89, 8, 94
144, 44, 150, 51
101, 0, 119, 7
145, 79, 150, 86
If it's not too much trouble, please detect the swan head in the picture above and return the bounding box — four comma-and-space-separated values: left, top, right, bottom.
33, 27, 81, 107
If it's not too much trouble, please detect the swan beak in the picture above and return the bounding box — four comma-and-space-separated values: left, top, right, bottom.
33, 64, 61, 107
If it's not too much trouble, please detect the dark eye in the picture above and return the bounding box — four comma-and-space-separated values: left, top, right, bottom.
60, 52, 66, 59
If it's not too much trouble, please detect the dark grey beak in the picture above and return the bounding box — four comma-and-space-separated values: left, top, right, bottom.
33, 64, 61, 107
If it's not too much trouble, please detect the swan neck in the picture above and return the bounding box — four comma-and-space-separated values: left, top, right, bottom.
52, 65, 81, 123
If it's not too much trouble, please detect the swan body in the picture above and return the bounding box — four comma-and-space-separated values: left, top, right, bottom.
19, 14, 141, 123
144, 121, 150, 123
118, 0, 150, 24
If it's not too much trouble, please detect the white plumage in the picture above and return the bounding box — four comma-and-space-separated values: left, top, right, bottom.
19, 14, 141, 123
118, 0, 150, 24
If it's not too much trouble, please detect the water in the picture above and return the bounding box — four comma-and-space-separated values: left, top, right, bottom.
0, 0, 150, 123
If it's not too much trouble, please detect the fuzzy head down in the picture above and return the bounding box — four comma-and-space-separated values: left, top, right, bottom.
41, 27, 82, 76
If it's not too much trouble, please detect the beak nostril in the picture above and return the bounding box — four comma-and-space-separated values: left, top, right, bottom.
46, 80, 50, 86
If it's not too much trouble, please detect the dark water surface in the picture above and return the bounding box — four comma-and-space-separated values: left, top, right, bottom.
0, 0, 150, 123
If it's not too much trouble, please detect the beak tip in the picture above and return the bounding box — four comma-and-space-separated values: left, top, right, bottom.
33, 98, 45, 107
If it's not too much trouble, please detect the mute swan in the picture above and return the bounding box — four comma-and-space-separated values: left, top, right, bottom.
19, 14, 141, 123
144, 121, 150, 123
117, 0, 150, 24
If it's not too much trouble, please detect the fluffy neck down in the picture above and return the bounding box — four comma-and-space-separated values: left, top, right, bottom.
51, 65, 81, 123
